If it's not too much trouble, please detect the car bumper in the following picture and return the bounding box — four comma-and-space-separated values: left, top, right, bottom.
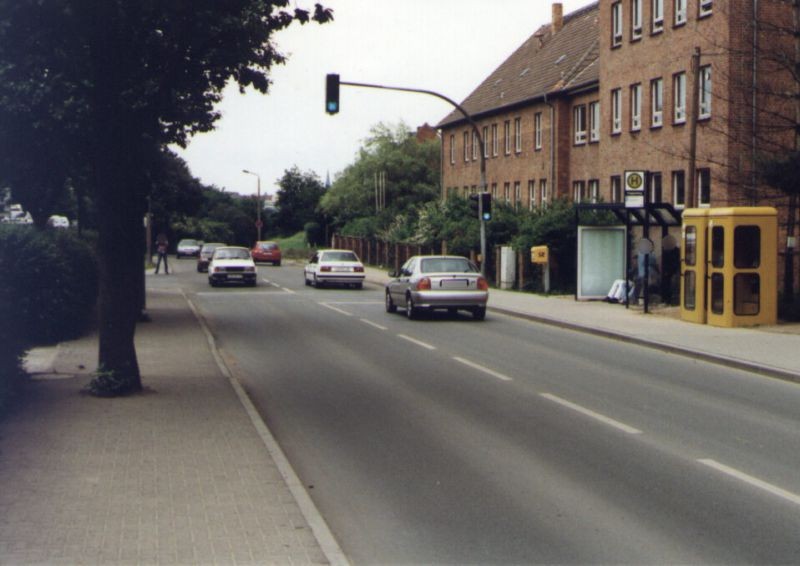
316, 273, 365, 284
410, 290, 488, 309
209, 272, 257, 284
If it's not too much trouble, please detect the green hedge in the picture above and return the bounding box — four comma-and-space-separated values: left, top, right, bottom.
0, 225, 97, 414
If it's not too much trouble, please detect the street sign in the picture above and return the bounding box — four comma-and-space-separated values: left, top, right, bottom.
624, 170, 647, 208
531, 246, 549, 264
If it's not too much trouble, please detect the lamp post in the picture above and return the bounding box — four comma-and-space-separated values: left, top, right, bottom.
242, 169, 262, 242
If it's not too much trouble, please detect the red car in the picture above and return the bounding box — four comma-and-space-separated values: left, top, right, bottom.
251, 241, 282, 266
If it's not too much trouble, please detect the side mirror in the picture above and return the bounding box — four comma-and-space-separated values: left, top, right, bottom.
388, 270, 398, 278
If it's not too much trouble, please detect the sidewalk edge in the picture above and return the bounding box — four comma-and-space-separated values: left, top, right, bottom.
489, 306, 800, 385
181, 289, 351, 566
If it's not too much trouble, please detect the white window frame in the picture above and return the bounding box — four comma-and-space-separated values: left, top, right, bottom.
674, 0, 687, 25
503, 182, 511, 203
482, 126, 489, 158
463, 131, 469, 162
651, 78, 663, 127
630, 84, 642, 131
514, 117, 522, 153
514, 181, 521, 209
650, 172, 662, 203
674, 72, 687, 124
589, 101, 600, 142
611, 89, 622, 134
698, 168, 711, 206
631, 0, 643, 38
472, 131, 479, 161
699, 65, 712, 119
612, 1, 623, 47
540, 179, 548, 205
504, 120, 511, 155
573, 181, 586, 203
699, 0, 712, 17
528, 180, 536, 209
449, 134, 455, 165
652, 0, 664, 32
672, 170, 686, 208
574, 105, 587, 145
611, 175, 622, 202
589, 179, 600, 203
534, 112, 543, 149
491, 124, 498, 156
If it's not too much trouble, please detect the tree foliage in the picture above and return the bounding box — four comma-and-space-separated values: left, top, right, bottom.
275, 166, 327, 235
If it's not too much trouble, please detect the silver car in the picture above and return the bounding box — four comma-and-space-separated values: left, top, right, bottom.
385, 255, 489, 320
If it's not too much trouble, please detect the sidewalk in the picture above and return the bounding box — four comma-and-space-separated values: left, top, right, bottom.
363, 266, 800, 382
1, 284, 344, 565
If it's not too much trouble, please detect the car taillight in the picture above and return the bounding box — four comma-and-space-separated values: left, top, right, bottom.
416, 277, 431, 291
354, 266, 364, 273
321, 266, 332, 272
477, 277, 489, 291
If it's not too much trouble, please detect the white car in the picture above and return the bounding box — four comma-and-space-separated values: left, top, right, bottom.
176, 238, 202, 258
208, 246, 257, 287
304, 249, 365, 289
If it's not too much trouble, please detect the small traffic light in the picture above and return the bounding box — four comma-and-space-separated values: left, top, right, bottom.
325, 73, 340, 114
480, 192, 492, 221
469, 193, 480, 218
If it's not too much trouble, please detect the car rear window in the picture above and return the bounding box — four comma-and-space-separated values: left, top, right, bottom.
323, 251, 358, 262
216, 249, 250, 260
420, 258, 476, 273
259, 243, 278, 250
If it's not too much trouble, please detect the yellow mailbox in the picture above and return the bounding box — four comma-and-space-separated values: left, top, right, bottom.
680, 209, 710, 324
705, 207, 777, 327
531, 245, 549, 264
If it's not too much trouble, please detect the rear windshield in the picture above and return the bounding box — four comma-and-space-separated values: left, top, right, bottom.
179, 239, 198, 246
322, 251, 358, 262
259, 243, 278, 250
420, 258, 477, 274
215, 249, 250, 260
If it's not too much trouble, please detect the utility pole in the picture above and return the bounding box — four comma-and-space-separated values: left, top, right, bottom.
687, 46, 701, 209
242, 169, 262, 242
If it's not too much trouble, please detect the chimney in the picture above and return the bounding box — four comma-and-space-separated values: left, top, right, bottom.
552, 3, 564, 33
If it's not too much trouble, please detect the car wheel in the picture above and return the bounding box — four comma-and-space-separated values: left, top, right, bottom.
248, 280, 257, 287
275, 261, 281, 266
196, 265, 202, 273
209, 279, 217, 287
406, 294, 418, 320
385, 291, 397, 313
473, 306, 487, 321
304, 275, 311, 286
354, 283, 363, 290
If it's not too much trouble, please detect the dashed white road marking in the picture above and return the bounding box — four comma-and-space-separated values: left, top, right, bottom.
319, 303, 353, 317
540, 393, 642, 435
360, 319, 388, 331
281, 287, 296, 294
698, 459, 800, 506
452, 356, 513, 382
397, 334, 436, 350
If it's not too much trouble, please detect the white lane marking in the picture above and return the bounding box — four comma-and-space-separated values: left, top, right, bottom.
698, 459, 800, 507
281, 287, 296, 294
319, 302, 353, 317
326, 301, 383, 305
452, 356, 513, 382
540, 393, 642, 435
360, 319, 388, 331
397, 334, 436, 350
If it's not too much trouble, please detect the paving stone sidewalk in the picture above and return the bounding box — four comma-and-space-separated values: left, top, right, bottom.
0, 288, 330, 566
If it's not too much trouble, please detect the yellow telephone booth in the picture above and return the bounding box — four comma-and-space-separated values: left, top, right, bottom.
680, 209, 710, 324
705, 207, 778, 327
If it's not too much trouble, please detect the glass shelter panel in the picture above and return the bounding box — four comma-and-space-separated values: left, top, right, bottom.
734, 225, 760, 269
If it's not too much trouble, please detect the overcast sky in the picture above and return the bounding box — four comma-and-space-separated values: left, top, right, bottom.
174, 0, 596, 197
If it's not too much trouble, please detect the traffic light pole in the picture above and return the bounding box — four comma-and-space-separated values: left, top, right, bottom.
335, 79, 488, 275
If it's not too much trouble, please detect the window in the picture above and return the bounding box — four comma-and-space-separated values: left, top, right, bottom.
534, 113, 543, 150
611, 175, 622, 202
540, 179, 548, 204
514, 181, 521, 209
514, 117, 522, 153
504, 121, 511, 155
672, 170, 685, 208
588, 179, 600, 203
503, 182, 510, 203
528, 180, 536, 209
573, 180, 586, 203
463, 131, 469, 162
699, 65, 712, 119
674, 72, 687, 124
490, 183, 497, 199
685, 225, 697, 266
650, 172, 662, 203
711, 225, 724, 268
612, 2, 623, 47
449, 134, 455, 165
491, 124, 498, 156
674, 0, 687, 25
611, 89, 622, 134
698, 168, 711, 206
651, 78, 663, 127
652, 0, 664, 32
735, 274, 760, 315
630, 84, 642, 131
699, 0, 712, 18
735, 226, 761, 269
684, 271, 697, 309
482, 126, 489, 158
589, 102, 600, 142
631, 0, 642, 39
574, 105, 587, 144
472, 131, 479, 161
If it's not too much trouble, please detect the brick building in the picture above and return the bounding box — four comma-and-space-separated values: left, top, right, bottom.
438, 0, 797, 289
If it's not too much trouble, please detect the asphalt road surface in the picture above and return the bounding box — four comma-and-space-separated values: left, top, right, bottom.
173, 257, 800, 564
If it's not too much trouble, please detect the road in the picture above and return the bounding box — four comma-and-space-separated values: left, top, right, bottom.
172, 257, 800, 564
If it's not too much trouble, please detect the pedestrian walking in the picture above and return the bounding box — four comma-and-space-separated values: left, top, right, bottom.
155, 233, 169, 274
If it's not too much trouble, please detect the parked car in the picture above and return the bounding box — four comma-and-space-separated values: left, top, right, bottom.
47, 215, 69, 229
208, 246, 257, 287
251, 241, 282, 266
385, 255, 489, 320
176, 238, 201, 258
304, 249, 365, 289
196, 242, 225, 273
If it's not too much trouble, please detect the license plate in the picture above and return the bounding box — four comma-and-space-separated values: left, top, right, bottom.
332, 267, 351, 272
440, 279, 470, 289
228, 274, 243, 279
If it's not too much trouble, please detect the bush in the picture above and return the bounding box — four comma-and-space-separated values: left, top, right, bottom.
0, 225, 97, 414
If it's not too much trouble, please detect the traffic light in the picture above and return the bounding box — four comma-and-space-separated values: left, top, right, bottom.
325, 73, 339, 114
480, 192, 492, 221
469, 193, 480, 218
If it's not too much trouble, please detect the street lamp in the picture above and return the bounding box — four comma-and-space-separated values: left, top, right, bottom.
242, 169, 262, 242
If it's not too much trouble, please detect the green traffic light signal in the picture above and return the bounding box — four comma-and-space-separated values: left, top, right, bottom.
480, 192, 492, 221
326, 73, 340, 114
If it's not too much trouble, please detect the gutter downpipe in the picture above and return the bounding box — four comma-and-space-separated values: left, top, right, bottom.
544, 93, 555, 202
